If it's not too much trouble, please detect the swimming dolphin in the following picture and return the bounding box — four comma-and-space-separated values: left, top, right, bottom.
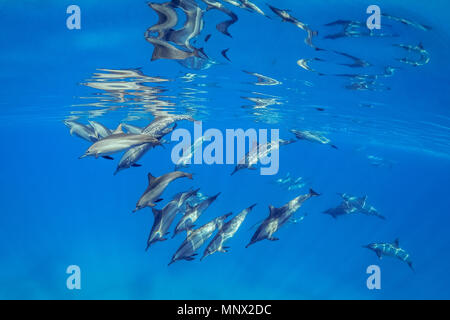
88, 120, 112, 140
142, 115, 194, 136
246, 189, 320, 248
364, 238, 413, 270
134, 171, 193, 212
146, 188, 199, 250
173, 192, 221, 237
267, 4, 320, 49
230, 138, 296, 175
174, 133, 210, 170
64, 120, 98, 143
114, 123, 176, 175
339, 193, 385, 220
201, 203, 256, 260
324, 194, 385, 220
381, 13, 431, 31
333, 50, 371, 68
238, 0, 269, 18
290, 129, 338, 149
79, 124, 161, 159
169, 212, 232, 265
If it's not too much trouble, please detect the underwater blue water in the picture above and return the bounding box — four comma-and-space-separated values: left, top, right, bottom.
0, 0, 449, 299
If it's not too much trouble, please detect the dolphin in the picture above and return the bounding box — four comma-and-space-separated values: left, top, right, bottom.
238, 0, 269, 18
174, 133, 210, 170
290, 129, 338, 149
114, 123, 177, 175
231, 139, 296, 175
169, 213, 232, 265
64, 120, 98, 143
88, 120, 112, 140
243, 70, 282, 86
146, 188, 199, 250
364, 238, 414, 270
201, 203, 256, 260
79, 124, 161, 159
381, 13, 431, 31
267, 4, 320, 49
246, 189, 320, 248
324, 194, 385, 220
333, 50, 371, 68
142, 115, 194, 136
134, 171, 193, 212
173, 192, 221, 237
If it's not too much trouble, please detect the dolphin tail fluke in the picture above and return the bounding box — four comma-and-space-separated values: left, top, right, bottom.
309, 188, 320, 196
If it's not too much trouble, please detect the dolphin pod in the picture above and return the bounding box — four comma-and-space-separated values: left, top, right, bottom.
65, 3, 425, 271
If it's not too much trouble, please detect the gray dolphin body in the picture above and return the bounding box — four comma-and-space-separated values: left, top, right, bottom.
134, 171, 193, 212
64, 120, 97, 143
201, 203, 256, 260
246, 189, 320, 248
324, 194, 385, 220
142, 115, 194, 135
169, 213, 232, 265
80, 129, 160, 159
114, 124, 177, 175
146, 188, 199, 250
364, 239, 413, 270
200, 0, 238, 38
290, 129, 338, 149
88, 120, 112, 139
173, 192, 221, 237
231, 139, 296, 175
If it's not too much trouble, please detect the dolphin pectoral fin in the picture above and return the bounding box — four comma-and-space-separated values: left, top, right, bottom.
268, 237, 279, 241
376, 251, 382, 259
147, 203, 156, 208
102, 155, 114, 160
155, 198, 164, 203
131, 163, 142, 167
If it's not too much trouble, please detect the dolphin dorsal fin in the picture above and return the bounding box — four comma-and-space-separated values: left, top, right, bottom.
269, 205, 276, 217
113, 123, 124, 134
147, 172, 157, 185
393, 238, 399, 247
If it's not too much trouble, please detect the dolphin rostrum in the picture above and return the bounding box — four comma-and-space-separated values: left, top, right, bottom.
146, 188, 199, 250
201, 203, 256, 260
364, 238, 414, 270
134, 171, 193, 212
168, 213, 232, 265
246, 189, 320, 248
173, 192, 221, 237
